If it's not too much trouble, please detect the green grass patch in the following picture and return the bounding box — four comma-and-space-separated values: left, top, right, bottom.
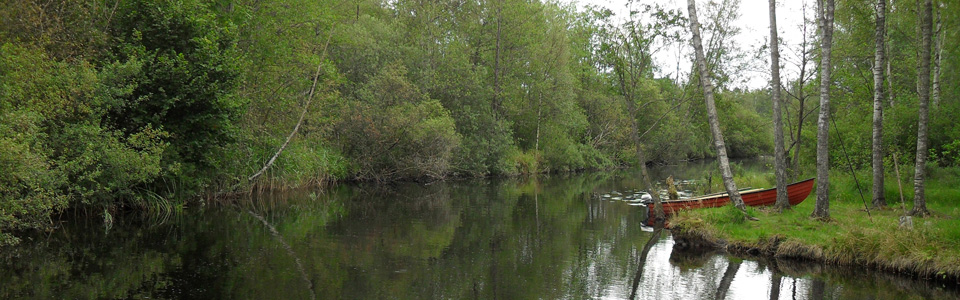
672, 166, 960, 281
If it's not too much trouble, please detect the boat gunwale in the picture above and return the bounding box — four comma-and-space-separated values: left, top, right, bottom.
660, 177, 816, 204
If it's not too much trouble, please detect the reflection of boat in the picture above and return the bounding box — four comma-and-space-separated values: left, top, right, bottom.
647, 178, 815, 214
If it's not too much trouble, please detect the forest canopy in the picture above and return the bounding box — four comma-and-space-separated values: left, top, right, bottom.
1, 0, 958, 244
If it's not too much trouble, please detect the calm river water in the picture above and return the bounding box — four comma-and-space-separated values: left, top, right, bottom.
2, 161, 957, 299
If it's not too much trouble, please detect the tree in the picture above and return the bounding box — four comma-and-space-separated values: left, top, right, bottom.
687, 0, 749, 215
769, 0, 790, 212
605, 19, 666, 223
931, 4, 942, 107
871, 0, 887, 208
492, 0, 504, 117
812, 0, 835, 220
911, 0, 933, 217
783, 2, 816, 175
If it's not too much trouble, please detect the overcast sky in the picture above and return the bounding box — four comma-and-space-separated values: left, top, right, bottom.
564, 0, 813, 90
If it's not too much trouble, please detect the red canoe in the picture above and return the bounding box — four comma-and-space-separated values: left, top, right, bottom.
652, 178, 815, 214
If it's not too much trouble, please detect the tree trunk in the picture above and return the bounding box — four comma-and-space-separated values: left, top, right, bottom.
610, 25, 665, 225
886, 42, 895, 106
492, 1, 502, 115
915, 0, 922, 97
792, 95, 804, 173
789, 13, 810, 175
871, 0, 887, 208
769, 0, 790, 212
788, 4, 811, 176
687, 0, 749, 214
628, 99, 666, 224
812, 0, 835, 220
535, 91, 542, 153
248, 28, 335, 184
911, 0, 932, 217
932, 6, 942, 107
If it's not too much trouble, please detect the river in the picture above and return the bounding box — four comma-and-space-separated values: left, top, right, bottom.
2, 160, 957, 299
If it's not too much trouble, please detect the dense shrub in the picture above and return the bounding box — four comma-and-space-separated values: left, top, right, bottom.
337, 64, 461, 181
106, 0, 243, 192
0, 44, 167, 244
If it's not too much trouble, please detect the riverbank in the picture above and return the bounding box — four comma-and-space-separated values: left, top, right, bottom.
10, 168, 959, 299
670, 167, 960, 284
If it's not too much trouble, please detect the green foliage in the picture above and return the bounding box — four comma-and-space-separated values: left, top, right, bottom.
0, 136, 65, 246
0, 43, 168, 243
716, 92, 774, 158
0, 0, 245, 244
928, 102, 960, 166
337, 64, 461, 181
452, 109, 517, 176
107, 0, 243, 192
17, 0, 960, 244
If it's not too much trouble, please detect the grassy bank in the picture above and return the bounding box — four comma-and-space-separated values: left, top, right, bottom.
671, 166, 960, 283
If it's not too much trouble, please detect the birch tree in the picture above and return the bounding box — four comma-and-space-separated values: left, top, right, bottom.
932, 4, 942, 107
687, 0, 749, 215
812, 0, 835, 220
769, 0, 790, 212
911, 0, 933, 217
871, 0, 887, 208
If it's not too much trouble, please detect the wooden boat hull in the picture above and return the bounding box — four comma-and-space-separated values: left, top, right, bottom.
652, 178, 815, 214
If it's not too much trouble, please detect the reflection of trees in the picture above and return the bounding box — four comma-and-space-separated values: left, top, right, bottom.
810, 278, 825, 300
247, 210, 315, 299
0, 220, 179, 299
0, 192, 344, 299
4, 171, 959, 299
670, 245, 719, 270
770, 257, 958, 300
715, 260, 742, 300
769, 263, 782, 300
629, 228, 663, 299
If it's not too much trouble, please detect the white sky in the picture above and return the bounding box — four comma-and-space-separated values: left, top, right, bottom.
565, 0, 813, 90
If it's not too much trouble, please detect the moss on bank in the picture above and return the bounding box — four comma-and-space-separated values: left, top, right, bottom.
671, 168, 960, 284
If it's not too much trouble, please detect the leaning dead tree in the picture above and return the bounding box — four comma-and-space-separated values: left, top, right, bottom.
247, 28, 335, 184
686, 0, 750, 215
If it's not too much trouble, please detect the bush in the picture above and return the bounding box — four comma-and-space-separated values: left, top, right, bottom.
0, 135, 66, 246
338, 64, 461, 181
0, 43, 168, 244
106, 0, 243, 192
717, 96, 773, 158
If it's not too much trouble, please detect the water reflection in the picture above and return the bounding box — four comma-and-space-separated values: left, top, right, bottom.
629, 227, 662, 299
0, 167, 957, 299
